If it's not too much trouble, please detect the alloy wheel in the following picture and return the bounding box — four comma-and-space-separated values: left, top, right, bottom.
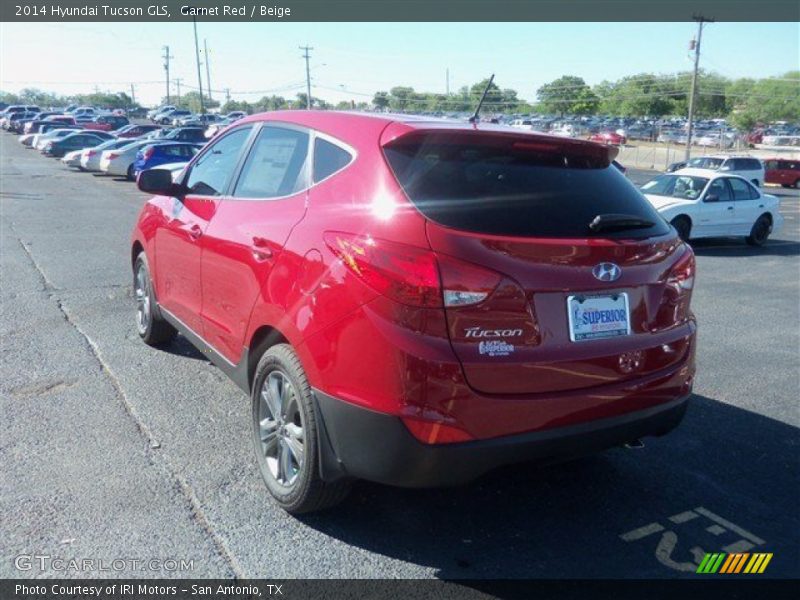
257, 371, 305, 487
134, 264, 151, 334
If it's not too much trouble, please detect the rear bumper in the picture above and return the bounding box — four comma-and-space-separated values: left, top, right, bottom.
313, 389, 689, 488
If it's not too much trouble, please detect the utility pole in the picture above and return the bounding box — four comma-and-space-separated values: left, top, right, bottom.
162, 45, 173, 104
300, 45, 313, 109
204, 39, 212, 102
224, 88, 231, 104
685, 15, 713, 160
174, 78, 183, 105
192, 16, 205, 115
130, 83, 136, 108
446, 68, 450, 96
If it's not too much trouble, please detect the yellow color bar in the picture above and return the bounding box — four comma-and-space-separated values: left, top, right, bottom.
757, 554, 773, 573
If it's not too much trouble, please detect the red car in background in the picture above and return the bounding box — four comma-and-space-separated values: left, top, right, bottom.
132, 112, 696, 513
589, 131, 627, 145
115, 124, 161, 138
83, 114, 130, 132
765, 158, 800, 188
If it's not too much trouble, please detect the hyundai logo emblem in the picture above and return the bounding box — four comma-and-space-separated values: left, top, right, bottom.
592, 262, 622, 282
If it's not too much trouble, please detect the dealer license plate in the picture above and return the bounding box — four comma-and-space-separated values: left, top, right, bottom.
567, 293, 631, 342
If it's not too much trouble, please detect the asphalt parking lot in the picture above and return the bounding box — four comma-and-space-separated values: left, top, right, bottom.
1, 132, 798, 580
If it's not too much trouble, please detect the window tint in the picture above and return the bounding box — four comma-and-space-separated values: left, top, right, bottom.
385, 138, 670, 238
642, 174, 709, 199
313, 138, 352, 183
185, 127, 251, 196
233, 126, 309, 198
744, 159, 762, 170
705, 178, 732, 202
728, 178, 755, 201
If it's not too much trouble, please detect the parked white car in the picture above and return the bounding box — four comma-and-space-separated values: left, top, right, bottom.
80, 138, 138, 172
61, 150, 83, 169
641, 169, 783, 246
99, 139, 160, 179
683, 155, 765, 187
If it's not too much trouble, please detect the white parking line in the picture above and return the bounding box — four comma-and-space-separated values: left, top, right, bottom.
620, 522, 664, 541
694, 507, 765, 545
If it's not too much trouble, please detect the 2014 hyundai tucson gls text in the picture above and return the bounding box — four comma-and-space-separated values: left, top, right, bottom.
131, 111, 696, 513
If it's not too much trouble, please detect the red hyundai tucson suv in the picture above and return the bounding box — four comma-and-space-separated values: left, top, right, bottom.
131, 111, 696, 513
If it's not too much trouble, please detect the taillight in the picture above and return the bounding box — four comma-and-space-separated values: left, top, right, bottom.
143, 147, 155, 160
656, 245, 695, 328
667, 246, 695, 292
106, 153, 119, 160
87, 150, 97, 157
323, 232, 500, 308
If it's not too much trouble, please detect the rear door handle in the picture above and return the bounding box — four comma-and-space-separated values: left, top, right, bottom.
726, 206, 734, 211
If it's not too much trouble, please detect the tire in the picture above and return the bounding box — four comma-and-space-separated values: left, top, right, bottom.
126, 163, 135, 181
671, 216, 691, 242
794, 179, 800, 189
746, 215, 771, 247
133, 252, 176, 346
751, 179, 760, 188
251, 344, 351, 514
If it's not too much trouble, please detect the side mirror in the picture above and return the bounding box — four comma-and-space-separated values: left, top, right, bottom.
705, 193, 719, 203
137, 168, 184, 196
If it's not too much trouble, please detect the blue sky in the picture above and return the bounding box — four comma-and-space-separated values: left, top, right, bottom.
1, 22, 797, 106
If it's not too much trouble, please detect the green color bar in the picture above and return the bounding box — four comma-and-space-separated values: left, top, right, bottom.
710, 553, 727, 573
696, 553, 713, 573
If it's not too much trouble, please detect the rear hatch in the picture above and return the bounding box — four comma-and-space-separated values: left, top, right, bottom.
382, 126, 695, 395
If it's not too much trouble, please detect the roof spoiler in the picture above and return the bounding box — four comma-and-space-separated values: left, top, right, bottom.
380, 123, 619, 167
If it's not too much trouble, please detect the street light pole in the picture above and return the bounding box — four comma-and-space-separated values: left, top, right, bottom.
685, 15, 713, 161
193, 16, 205, 115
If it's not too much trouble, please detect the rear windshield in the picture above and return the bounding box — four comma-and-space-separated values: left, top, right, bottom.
384, 137, 670, 238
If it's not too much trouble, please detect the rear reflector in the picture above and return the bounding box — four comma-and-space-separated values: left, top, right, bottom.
401, 417, 473, 444
323, 232, 501, 308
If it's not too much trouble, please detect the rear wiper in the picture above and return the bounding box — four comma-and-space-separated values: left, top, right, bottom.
589, 213, 656, 232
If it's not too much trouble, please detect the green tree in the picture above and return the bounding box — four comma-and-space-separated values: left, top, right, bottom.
537, 76, 597, 116
372, 91, 390, 110
388, 86, 415, 111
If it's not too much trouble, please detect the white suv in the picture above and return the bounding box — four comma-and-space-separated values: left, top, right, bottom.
685, 155, 765, 187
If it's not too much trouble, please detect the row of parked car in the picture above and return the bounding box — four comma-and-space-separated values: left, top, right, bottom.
0, 105, 215, 181
147, 105, 247, 131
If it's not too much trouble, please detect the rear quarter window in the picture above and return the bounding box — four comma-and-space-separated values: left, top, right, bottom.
384, 138, 670, 239
313, 138, 352, 183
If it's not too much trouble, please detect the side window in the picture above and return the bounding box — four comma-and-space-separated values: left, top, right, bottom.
747, 159, 763, 170
728, 178, 753, 201
706, 178, 732, 202
233, 125, 310, 199
313, 138, 353, 183
185, 127, 252, 196
766, 160, 778, 170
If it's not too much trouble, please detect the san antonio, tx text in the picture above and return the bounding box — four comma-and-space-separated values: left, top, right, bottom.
16, 583, 282, 597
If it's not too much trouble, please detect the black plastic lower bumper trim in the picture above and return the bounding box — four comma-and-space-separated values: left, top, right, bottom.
313, 390, 689, 488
